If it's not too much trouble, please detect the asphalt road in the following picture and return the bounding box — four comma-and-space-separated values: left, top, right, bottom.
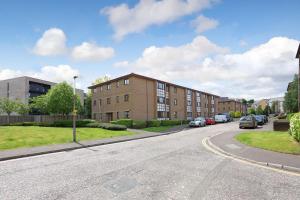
0, 122, 299, 200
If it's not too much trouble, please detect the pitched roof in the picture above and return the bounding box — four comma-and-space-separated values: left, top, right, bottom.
296, 43, 300, 58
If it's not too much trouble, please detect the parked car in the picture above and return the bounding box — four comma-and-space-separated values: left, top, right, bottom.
220, 113, 233, 122
214, 114, 227, 123
254, 115, 264, 125
205, 117, 216, 125
239, 115, 257, 129
260, 115, 268, 123
189, 117, 206, 127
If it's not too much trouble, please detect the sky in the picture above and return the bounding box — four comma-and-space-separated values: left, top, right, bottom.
0, 0, 299, 100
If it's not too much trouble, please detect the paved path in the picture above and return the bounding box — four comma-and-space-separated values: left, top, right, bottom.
0, 122, 299, 200
210, 122, 300, 169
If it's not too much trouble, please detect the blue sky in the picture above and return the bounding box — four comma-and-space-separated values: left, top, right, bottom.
0, 0, 299, 99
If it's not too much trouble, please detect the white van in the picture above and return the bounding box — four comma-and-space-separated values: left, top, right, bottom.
214, 115, 227, 123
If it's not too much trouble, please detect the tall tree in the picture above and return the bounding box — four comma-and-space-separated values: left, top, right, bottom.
30, 94, 50, 114
284, 74, 298, 113
256, 105, 264, 115
93, 75, 111, 85
17, 102, 30, 116
84, 92, 92, 118
0, 98, 18, 124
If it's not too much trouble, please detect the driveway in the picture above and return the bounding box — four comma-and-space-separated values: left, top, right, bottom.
0, 122, 299, 200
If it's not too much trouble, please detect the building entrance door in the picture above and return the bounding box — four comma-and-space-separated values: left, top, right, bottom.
106, 112, 113, 122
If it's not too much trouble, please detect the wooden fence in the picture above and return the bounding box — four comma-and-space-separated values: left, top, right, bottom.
0, 115, 87, 125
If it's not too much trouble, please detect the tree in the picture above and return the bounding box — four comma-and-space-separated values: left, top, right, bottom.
271, 101, 276, 114
248, 108, 256, 115
247, 99, 254, 105
263, 105, 270, 116
93, 75, 110, 85
0, 98, 18, 124
17, 102, 30, 116
284, 74, 298, 113
30, 94, 50, 114
84, 92, 92, 118
256, 105, 264, 115
241, 99, 247, 105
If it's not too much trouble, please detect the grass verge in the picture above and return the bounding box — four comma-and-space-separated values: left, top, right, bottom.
142, 126, 175, 132
0, 126, 134, 150
235, 131, 300, 154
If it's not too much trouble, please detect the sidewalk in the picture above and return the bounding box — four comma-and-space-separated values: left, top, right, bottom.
0, 128, 184, 162
209, 122, 300, 170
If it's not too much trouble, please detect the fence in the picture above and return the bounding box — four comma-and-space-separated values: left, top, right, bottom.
0, 115, 88, 125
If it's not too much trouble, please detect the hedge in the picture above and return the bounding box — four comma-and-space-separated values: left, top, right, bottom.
147, 120, 161, 127
132, 120, 147, 129
111, 119, 133, 128
51, 120, 94, 127
287, 113, 296, 121
99, 123, 127, 130
234, 111, 241, 118
290, 113, 300, 142
161, 120, 181, 126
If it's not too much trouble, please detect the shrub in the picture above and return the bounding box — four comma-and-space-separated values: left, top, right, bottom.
290, 113, 300, 142
234, 111, 241, 118
132, 120, 147, 129
85, 122, 102, 128
147, 120, 161, 127
99, 123, 127, 130
287, 113, 295, 121
161, 120, 181, 126
52, 120, 91, 127
229, 111, 235, 118
110, 119, 133, 128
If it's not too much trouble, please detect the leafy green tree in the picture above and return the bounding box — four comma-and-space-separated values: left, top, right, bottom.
247, 99, 254, 105
17, 102, 30, 116
241, 99, 247, 105
229, 111, 235, 118
93, 75, 110, 85
84, 92, 92, 118
263, 105, 270, 116
0, 98, 18, 123
284, 74, 298, 113
30, 94, 50, 114
256, 105, 264, 115
248, 108, 256, 115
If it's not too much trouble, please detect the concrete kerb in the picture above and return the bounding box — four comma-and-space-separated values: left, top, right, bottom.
202, 135, 300, 175
0, 127, 186, 162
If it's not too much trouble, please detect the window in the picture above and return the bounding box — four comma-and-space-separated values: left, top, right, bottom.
174, 99, 177, 105
187, 90, 192, 95
124, 94, 129, 102
174, 111, 178, 118
196, 92, 200, 97
157, 82, 165, 90
196, 102, 200, 107
157, 111, 164, 118
174, 87, 177, 93
116, 96, 119, 103
166, 98, 170, 105
107, 84, 111, 90
157, 97, 165, 104
124, 111, 129, 119
187, 100, 192, 106
107, 98, 111, 104
93, 100, 96, 106
124, 79, 129, 85
116, 81, 120, 87
187, 112, 192, 117
116, 112, 119, 119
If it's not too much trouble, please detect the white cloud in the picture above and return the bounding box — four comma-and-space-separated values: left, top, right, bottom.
102, 0, 218, 40
0, 65, 80, 86
71, 42, 115, 61
191, 15, 218, 33
114, 61, 130, 67
33, 28, 67, 56
119, 36, 299, 99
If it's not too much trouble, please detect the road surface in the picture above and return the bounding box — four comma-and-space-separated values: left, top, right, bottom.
0, 122, 299, 200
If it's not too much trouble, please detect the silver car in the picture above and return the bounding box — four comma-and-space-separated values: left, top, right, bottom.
189, 117, 206, 127
239, 115, 257, 129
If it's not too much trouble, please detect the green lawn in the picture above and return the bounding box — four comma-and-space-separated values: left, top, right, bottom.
142, 126, 175, 132
235, 131, 300, 154
0, 126, 135, 150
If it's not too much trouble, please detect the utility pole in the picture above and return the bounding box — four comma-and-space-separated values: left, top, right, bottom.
73, 76, 78, 142
296, 44, 300, 112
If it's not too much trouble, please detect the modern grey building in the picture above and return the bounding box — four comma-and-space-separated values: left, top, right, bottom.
0, 76, 85, 106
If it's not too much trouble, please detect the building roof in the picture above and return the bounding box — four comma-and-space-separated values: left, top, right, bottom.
296, 43, 300, 58
218, 97, 241, 103
88, 73, 220, 97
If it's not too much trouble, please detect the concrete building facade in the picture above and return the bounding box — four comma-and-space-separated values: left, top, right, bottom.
217, 97, 245, 114
0, 76, 85, 106
89, 73, 220, 122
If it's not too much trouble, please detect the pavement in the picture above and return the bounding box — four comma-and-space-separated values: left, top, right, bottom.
210, 121, 300, 169
0, 127, 186, 162
0, 122, 300, 199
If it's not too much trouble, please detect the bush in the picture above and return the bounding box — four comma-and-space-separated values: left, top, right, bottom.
52, 120, 92, 127
85, 122, 102, 128
234, 111, 241, 118
161, 120, 181, 126
99, 123, 127, 130
132, 120, 147, 129
147, 120, 161, 127
229, 111, 235, 118
5, 122, 50, 126
287, 113, 295, 121
290, 113, 300, 142
110, 119, 133, 128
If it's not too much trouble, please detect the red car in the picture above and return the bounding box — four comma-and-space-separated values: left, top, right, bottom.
205, 117, 216, 125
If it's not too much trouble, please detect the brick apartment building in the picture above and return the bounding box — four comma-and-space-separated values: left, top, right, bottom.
89, 73, 220, 122
218, 97, 245, 114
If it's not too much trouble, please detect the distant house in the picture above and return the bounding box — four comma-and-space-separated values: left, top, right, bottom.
268, 97, 284, 113
218, 97, 246, 114
252, 99, 269, 110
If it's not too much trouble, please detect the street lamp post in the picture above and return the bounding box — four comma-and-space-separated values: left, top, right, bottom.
73, 76, 78, 142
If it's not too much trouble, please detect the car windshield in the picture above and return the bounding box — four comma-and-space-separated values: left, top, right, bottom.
240, 116, 251, 121
195, 117, 204, 121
